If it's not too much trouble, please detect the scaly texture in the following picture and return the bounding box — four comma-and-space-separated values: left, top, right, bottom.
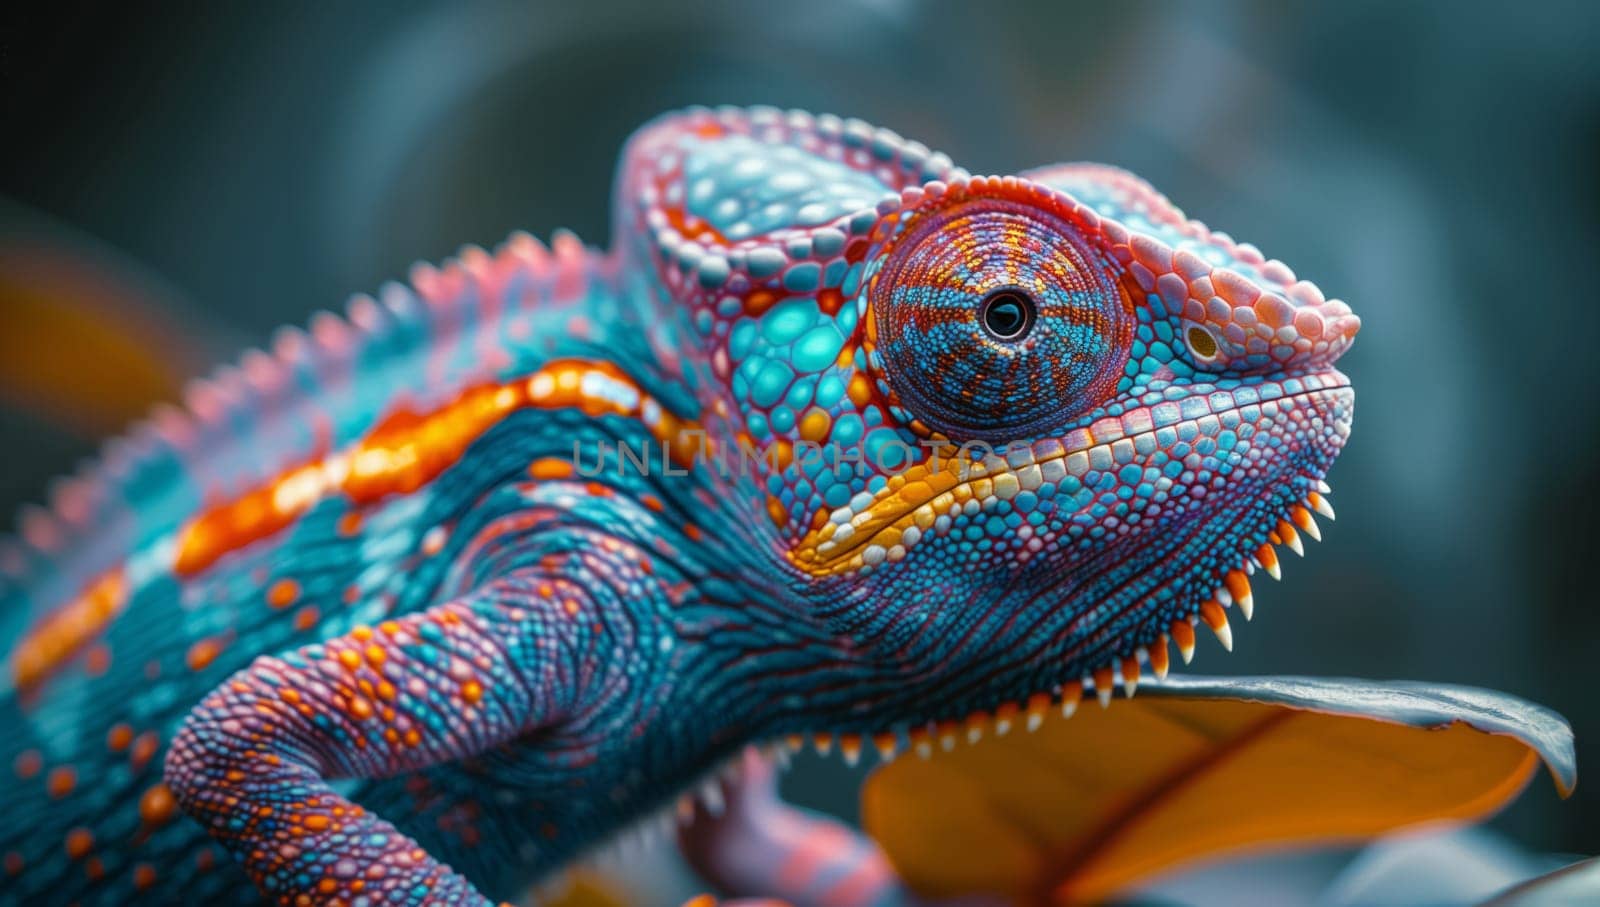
0, 106, 1357, 905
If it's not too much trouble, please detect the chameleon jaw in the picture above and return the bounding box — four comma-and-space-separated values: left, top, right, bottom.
775, 366, 1352, 762
755, 480, 1338, 769
651, 473, 1333, 839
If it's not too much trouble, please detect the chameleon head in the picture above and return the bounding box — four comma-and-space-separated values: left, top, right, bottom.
623, 108, 1358, 722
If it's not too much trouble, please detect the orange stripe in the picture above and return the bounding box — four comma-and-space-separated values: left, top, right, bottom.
9, 569, 126, 692
174, 358, 700, 576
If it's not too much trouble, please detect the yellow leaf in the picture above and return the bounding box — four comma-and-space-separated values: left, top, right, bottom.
541, 868, 631, 907
862, 676, 1575, 905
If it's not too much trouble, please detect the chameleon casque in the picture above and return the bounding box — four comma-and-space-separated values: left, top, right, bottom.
0, 106, 1359, 905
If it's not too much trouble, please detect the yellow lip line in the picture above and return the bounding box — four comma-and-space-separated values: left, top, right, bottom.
789, 380, 1349, 578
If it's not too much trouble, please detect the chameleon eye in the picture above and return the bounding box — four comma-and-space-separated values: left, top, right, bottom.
980, 289, 1035, 341
866, 198, 1133, 442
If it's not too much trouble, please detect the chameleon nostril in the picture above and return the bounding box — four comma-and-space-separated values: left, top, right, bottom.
1186, 325, 1218, 359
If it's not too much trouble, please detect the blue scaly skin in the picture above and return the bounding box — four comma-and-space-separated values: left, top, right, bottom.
0, 106, 1357, 905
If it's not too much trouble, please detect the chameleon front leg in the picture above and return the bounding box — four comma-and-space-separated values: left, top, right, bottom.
164, 569, 597, 906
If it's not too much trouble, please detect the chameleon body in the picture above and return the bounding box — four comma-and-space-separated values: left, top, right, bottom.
0, 107, 1358, 905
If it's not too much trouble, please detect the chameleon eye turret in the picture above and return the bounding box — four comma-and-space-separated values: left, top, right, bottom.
864, 191, 1134, 443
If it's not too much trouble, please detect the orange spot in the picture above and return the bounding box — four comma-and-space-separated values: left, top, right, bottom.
767, 496, 789, 529
133, 863, 157, 890
266, 579, 300, 609
461, 681, 483, 704
817, 287, 846, 315
364, 645, 386, 666
47, 766, 77, 799
302, 814, 330, 831
641, 494, 664, 512
421, 530, 447, 556
684, 524, 703, 542
847, 373, 873, 406
662, 204, 728, 243
130, 732, 160, 771
744, 288, 780, 316
529, 458, 573, 480
338, 650, 361, 671
185, 635, 227, 672
14, 749, 41, 779
798, 407, 832, 443
336, 511, 364, 536
107, 724, 133, 752
83, 643, 111, 677
10, 570, 126, 693
139, 784, 176, 826
64, 828, 93, 859
293, 606, 321, 632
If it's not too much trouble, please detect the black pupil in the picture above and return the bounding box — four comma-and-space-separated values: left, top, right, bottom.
981, 290, 1034, 340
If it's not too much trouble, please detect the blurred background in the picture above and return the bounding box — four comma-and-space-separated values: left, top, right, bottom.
3, 0, 1597, 901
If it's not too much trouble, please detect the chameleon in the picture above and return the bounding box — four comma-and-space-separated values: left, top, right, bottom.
0, 105, 1358, 906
